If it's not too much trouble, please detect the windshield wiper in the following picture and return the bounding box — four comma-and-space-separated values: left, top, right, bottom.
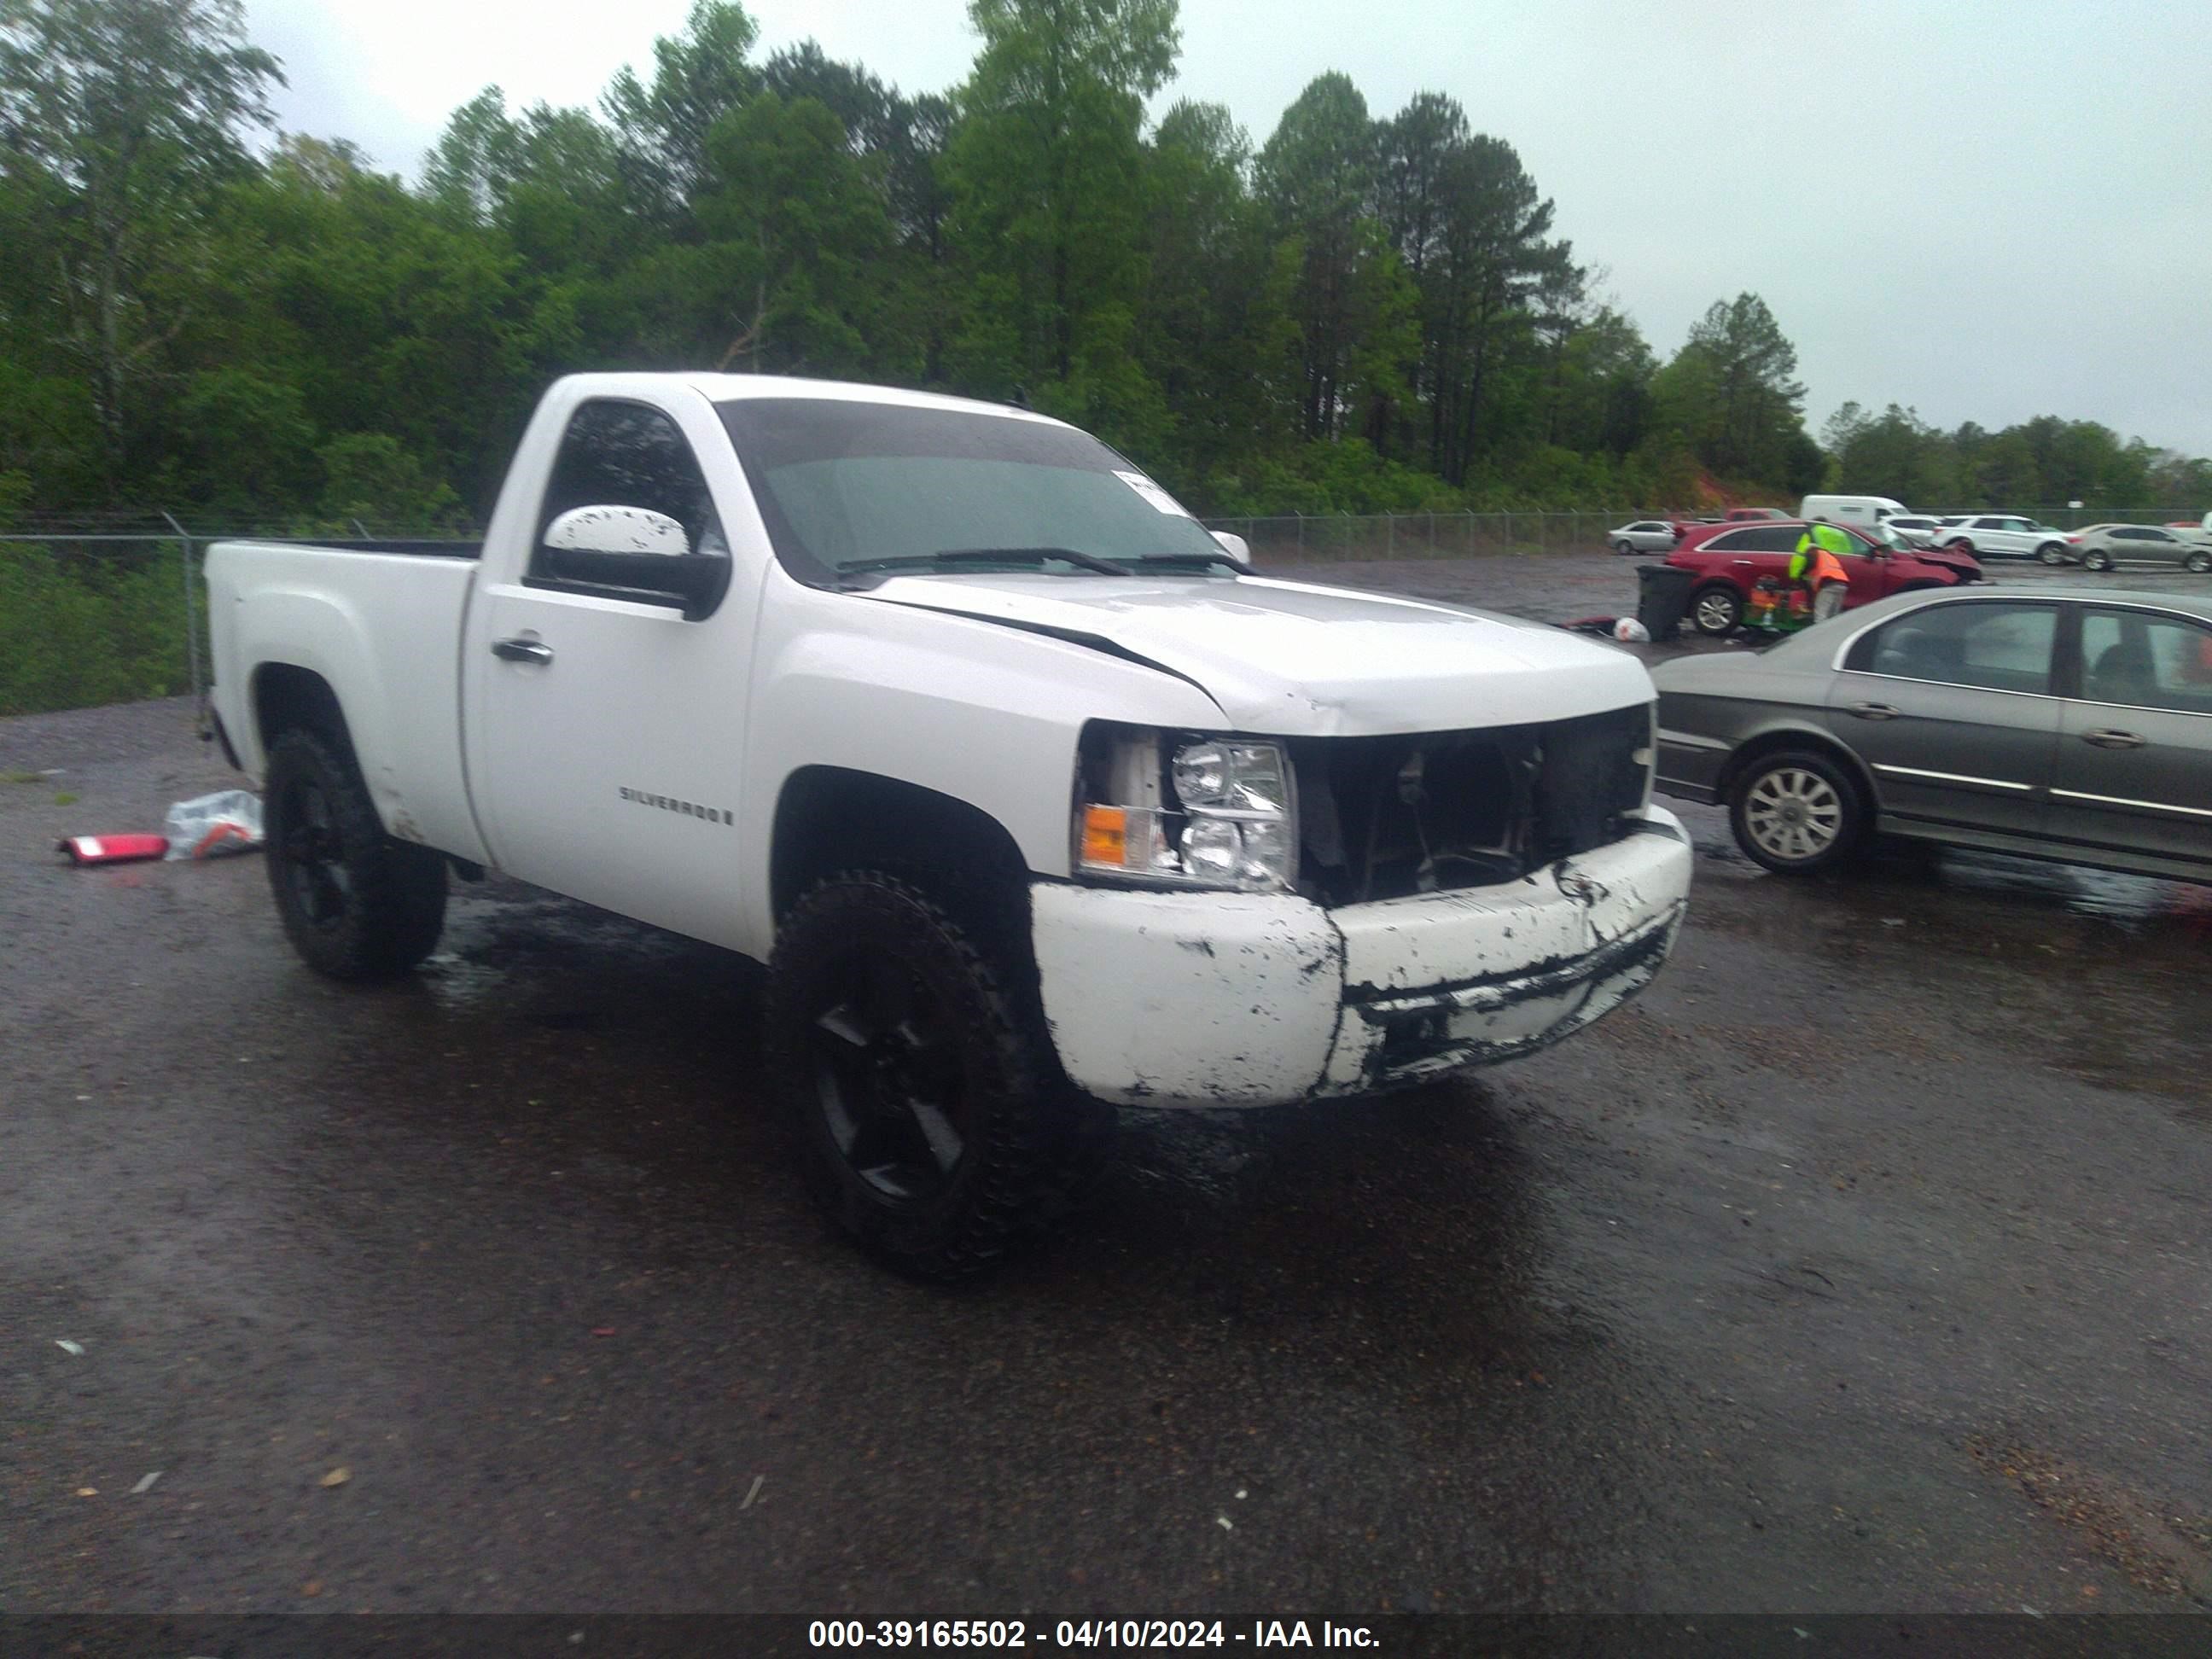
838, 547, 1132, 586
1118, 550, 1255, 576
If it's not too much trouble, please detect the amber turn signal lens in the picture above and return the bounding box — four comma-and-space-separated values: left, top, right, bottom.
1080, 805, 1128, 868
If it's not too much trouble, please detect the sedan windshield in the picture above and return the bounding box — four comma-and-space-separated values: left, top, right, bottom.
715, 398, 1225, 584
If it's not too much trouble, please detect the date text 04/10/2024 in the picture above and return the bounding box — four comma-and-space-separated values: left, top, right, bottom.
807, 1621, 1380, 1650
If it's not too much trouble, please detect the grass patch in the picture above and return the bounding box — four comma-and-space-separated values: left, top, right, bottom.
52, 791, 78, 806
1, 542, 196, 716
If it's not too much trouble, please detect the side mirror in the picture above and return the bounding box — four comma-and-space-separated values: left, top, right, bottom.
538, 505, 730, 621
1212, 530, 1251, 563
547, 504, 690, 558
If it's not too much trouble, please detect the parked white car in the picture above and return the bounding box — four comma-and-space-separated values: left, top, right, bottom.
1935, 514, 2073, 562
1609, 519, 1679, 555
205, 372, 1692, 1278
1883, 515, 1941, 548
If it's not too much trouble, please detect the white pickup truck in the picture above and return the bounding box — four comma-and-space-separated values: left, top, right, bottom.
207, 374, 1692, 1277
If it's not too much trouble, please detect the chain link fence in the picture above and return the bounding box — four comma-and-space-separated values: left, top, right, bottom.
0, 516, 470, 719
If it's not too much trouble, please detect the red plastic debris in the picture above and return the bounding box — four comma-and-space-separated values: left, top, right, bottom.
58, 834, 169, 866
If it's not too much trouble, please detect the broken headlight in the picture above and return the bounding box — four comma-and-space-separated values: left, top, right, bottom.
1074, 727, 1298, 893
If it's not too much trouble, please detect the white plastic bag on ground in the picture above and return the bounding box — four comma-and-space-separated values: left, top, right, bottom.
164, 789, 265, 859
1613, 616, 1652, 643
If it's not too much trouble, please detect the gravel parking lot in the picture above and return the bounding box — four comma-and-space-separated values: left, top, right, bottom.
4, 550, 2209, 1621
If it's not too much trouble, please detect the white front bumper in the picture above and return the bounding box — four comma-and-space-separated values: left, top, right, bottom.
1029, 807, 1692, 1108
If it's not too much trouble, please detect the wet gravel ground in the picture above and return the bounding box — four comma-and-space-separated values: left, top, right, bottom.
3, 550, 2209, 1619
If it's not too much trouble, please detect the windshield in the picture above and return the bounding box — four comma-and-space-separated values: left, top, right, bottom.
715, 398, 1224, 584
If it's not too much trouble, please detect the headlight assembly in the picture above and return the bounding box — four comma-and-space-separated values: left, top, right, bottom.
1074, 727, 1298, 893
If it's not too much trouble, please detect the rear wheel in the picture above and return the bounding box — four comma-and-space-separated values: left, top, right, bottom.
765, 871, 1111, 1281
1949, 538, 1976, 557
1729, 749, 1866, 874
264, 729, 447, 981
2081, 548, 2115, 572
2184, 550, 2211, 574
1690, 584, 1743, 635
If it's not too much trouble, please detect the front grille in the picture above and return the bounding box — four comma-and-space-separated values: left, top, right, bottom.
1290, 704, 1650, 906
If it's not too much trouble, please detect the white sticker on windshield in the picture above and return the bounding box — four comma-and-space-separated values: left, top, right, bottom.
1114, 469, 1190, 517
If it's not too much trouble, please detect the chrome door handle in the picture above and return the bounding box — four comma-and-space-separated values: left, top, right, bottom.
2082, 729, 2145, 749
491, 637, 553, 665
1847, 701, 1901, 719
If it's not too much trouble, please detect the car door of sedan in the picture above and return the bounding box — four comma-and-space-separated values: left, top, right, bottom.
2045, 605, 2212, 876
1826, 598, 2064, 837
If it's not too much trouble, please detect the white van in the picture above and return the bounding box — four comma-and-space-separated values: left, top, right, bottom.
1798, 494, 1908, 530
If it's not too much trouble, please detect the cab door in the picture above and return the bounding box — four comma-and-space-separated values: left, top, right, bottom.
463, 395, 761, 949
1827, 598, 2063, 837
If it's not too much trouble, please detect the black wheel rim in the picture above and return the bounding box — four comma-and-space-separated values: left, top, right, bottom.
278, 776, 350, 928
808, 950, 969, 1206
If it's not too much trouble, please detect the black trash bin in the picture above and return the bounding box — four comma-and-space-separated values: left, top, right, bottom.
1636, 562, 1697, 642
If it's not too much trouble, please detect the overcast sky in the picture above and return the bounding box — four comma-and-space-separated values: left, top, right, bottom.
243, 0, 2212, 458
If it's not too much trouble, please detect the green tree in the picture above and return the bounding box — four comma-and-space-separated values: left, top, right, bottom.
602, 0, 760, 214
0, 0, 282, 479
696, 93, 905, 378
1392, 123, 1576, 483
1136, 101, 1299, 481
1659, 293, 1809, 486
1256, 74, 1406, 444
1549, 304, 1656, 459
944, 0, 1178, 438
316, 433, 465, 530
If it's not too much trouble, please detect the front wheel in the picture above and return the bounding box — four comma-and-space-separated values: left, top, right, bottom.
2037, 542, 2069, 565
1690, 584, 1743, 635
1729, 749, 1866, 874
1615, 538, 1635, 556
2081, 548, 2114, 572
264, 728, 447, 981
764, 871, 1112, 1281
2184, 550, 2211, 574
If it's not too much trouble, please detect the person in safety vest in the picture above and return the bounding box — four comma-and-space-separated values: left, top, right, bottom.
1791, 521, 1853, 620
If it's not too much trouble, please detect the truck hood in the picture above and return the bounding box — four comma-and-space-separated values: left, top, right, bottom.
863, 573, 1655, 736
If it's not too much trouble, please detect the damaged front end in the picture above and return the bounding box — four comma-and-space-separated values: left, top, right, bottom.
1033, 703, 1691, 1109
1288, 703, 1655, 905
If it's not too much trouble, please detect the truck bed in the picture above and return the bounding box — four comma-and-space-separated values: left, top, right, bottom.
205, 539, 491, 864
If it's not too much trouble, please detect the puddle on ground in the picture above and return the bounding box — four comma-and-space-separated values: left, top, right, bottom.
1925, 847, 2212, 933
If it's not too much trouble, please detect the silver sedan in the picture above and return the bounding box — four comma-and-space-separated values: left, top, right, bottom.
1608, 519, 1679, 555
1651, 587, 2212, 883
2064, 523, 2212, 573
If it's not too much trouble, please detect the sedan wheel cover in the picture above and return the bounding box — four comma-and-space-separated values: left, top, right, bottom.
1744, 768, 1843, 861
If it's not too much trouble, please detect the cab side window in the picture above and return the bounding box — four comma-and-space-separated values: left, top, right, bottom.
535, 401, 726, 568
1847, 602, 2057, 696
2080, 610, 2212, 715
